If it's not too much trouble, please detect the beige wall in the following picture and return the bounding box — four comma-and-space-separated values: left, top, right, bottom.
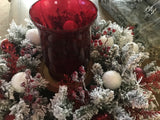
0, 1, 10, 39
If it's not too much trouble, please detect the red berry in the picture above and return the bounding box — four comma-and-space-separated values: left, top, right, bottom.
99, 40, 103, 46
112, 29, 116, 33
94, 40, 98, 43
94, 43, 98, 47
95, 33, 101, 39
103, 31, 107, 35
108, 28, 111, 31
134, 67, 146, 81
129, 26, 134, 30
131, 32, 134, 35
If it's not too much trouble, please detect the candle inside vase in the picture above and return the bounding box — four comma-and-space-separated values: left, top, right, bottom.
30, 0, 97, 80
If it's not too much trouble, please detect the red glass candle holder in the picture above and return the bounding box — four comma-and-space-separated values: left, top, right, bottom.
30, 0, 97, 81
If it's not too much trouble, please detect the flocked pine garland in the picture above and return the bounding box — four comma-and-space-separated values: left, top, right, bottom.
0, 19, 160, 120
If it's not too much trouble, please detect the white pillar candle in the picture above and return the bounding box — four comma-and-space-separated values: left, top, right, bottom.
9, 0, 38, 25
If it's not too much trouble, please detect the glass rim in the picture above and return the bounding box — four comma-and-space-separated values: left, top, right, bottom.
29, 0, 98, 32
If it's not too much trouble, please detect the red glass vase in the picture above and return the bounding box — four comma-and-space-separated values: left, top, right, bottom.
30, 0, 97, 81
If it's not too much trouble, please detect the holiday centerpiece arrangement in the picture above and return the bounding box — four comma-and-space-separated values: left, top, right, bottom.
0, 18, 160, 120
1, 0, 160, 120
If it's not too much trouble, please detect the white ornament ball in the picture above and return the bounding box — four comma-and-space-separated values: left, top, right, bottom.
102, 71, 122, 90
100, 35, 114, 47
11, 72, 27, 93
26, 28, 40, 45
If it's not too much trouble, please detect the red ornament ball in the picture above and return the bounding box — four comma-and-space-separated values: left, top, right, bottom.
133, 67, 146, 81
63, 20, 78, 30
